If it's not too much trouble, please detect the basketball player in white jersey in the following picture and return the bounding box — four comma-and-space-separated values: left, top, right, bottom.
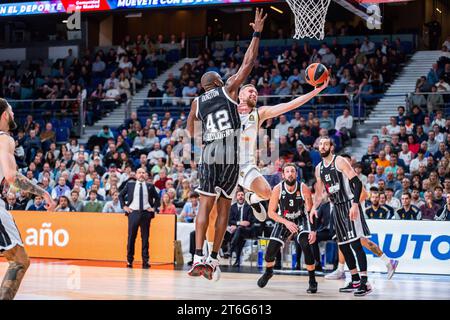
237, 77, 329, 221
0, 98, 56, 299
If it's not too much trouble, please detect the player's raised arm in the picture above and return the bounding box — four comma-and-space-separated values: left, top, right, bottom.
258, 77, 329, 123
335, 156, 363, 221
0, 136, 55, 211
268, 184, 298, 234
225, 8, 267, 98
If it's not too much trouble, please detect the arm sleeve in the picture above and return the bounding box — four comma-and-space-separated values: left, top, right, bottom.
349, 176, 363, 204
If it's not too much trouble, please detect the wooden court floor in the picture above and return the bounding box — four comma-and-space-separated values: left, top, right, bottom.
0, 259, 448, 300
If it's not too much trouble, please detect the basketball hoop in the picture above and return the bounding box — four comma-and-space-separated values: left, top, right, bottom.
286, 0, 332, 40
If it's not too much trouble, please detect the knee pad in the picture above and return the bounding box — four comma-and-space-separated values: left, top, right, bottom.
265, 240, 282, 263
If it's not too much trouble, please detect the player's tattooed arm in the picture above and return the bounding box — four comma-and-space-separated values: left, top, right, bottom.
11, 172, 47, 196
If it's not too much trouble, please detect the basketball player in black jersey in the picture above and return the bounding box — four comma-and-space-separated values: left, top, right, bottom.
311, 137, 372, 296
325, 154, 398, 280
186, 8, 267, 280
257, 163, 318, 294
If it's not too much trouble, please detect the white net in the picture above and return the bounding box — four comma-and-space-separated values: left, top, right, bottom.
286, 0, 332, 40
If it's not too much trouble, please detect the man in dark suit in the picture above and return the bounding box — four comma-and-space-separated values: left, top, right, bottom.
119, 168, 160, 269
227, 190, 261, 267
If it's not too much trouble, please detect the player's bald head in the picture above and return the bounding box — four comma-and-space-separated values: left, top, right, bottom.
201, 71, 223, 90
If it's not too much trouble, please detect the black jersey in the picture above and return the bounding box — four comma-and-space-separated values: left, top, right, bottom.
196, 86, 240, 145
278, 181, 306, 221
319, 155, 354, 204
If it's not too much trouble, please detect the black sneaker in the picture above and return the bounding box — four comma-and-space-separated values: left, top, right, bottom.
354, 282, 372, 297
257, 272, 273, 288
307, 281, 318, 294
339, 281, 360, 293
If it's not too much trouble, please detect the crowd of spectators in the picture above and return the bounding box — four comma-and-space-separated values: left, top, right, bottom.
147, 36, 406, 111
0, 34, 185, 127
359, 49, 450, 221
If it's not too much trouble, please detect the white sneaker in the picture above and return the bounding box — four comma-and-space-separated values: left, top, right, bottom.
187, 255, 205, 277
325, 269, 346, 280
203, 256, 220, 281
386, 259, 399, 280
245, 192, 267, 222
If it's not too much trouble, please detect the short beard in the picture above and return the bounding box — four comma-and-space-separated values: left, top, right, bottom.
8, 118, 17, 131
320, 149, 331, 158
285, 178, 296, 186
246, 97, 256, 109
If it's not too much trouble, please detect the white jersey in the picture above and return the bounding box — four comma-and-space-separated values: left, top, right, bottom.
239, 109, 259, 166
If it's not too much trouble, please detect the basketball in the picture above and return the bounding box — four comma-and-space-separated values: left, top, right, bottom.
305, 63, 329, 87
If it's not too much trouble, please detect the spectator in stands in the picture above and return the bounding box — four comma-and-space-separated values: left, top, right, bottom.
23, 129, 42, 162
318, 110, 334, 131
394, 192, 421, 220
83, 190, 104, 213
334, 108, 353, 144
227, 190, 255, 267
434, 186, 446, 207
436, 76, 450, 92
394, 178, 412, 199
385, 187, 401, 211
435, 195, 450, 220
118, 72, 131, 100
102, 191, 123, 213
5, 193, 21, 211
179, 192, 199, 223
147, 82, 163, 106
28, 195, 46, 211
70, 190, 84, 212
104, 72, 119, 90
159, 193, 177, 215
105, 82, 121, 102
385, 171, 401, 192
410, 149, 427, 173
385, 117, 400, 136
182, 80, 198, 105
365, 192, 390, 219
51, 177, 71, 200
54, 196, 74, 212
427, 131, 439, 154
427, 85, 444, 113
147, 142, 166, 165
420, 191, 441, 220
92, 55, 106, 75
275, 115, 290, 137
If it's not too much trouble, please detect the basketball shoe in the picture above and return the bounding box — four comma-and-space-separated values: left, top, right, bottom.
203, 256, 220, 281
245, 192, 267, 222
187, 254, 205, 277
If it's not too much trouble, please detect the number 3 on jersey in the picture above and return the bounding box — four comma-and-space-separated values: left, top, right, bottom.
206, 110, 232, 132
